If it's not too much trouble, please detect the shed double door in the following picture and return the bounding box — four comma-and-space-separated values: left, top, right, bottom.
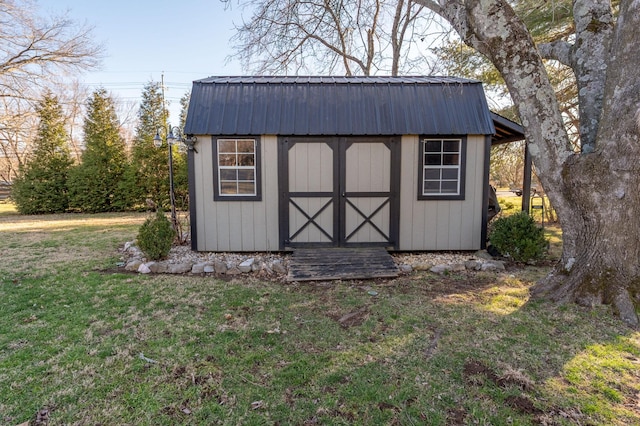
278, 137, 400, 249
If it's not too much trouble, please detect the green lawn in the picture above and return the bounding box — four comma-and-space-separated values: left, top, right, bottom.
1, 207, 638, 425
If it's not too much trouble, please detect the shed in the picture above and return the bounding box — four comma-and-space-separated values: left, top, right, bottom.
184, 76, 521, 252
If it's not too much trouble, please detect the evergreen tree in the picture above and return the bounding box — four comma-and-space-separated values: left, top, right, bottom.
172, 91, 191, 210
68, 88, 127, 212
118, 81, 171, 210
12, 93, 74, 214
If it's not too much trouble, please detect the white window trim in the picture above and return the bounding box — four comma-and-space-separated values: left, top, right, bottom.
418, 137, 466, 201
213, 137, 262, 201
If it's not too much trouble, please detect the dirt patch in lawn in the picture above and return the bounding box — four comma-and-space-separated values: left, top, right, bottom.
381, 273, 501, 299
330, 306, 370, 328
505, 395, 542, 415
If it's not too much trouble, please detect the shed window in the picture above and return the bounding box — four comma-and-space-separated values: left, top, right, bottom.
418, 137, 466, 200
213, 138, 262, 201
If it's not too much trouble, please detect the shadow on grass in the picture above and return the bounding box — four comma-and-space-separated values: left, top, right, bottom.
0, 212, 638, 425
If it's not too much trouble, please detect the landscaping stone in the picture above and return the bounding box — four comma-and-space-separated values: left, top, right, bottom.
474, 249, 494, 260
430, 264, 452, 274
238, 258, 254, 273
465, 260, 482, 270
481, 260, 506, 272
489, 260, 506, 270
271, 260, 287, 275
214, 260, 227, 274
481, 263, 498, 271
138, 263, 151, 274
451, 263, 467, 272
120, 241, 513, 279
192, 262, 208, 274
226, 267, 242, 275
125, 259, 142, 272
167, 262, 193, 274
260, 262, 274, 275
413, 262, 433, 271
148, 262, 167, 274
124, 241, 143, 257
399, 264, 413, 273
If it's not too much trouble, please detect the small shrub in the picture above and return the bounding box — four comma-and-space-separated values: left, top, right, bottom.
137, 210, 176, 260
489, 211, 547, 262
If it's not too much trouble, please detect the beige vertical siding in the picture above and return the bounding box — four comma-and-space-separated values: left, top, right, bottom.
192, 135, 280, 251
344, 142, 391, 192
193, 134, 485, 252
398, 135, 486, 250
288, 142, 334, 192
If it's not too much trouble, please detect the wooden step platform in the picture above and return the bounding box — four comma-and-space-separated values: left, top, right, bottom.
287, 247, 399, 282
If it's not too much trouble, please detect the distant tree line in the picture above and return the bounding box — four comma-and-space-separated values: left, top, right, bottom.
11, 84, 190, 215
0, 1, 191, 214
0, 0, 106, 184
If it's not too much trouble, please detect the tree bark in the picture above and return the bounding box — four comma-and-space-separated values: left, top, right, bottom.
533, 0, 640, 326
569, 0, 613, 152
531, 149, 640, 327
418, 0, 640, 326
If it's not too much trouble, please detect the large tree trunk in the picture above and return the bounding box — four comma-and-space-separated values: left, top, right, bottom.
534, 0, 640, 326
419, 0, 640, 326
532, 151, 640, 326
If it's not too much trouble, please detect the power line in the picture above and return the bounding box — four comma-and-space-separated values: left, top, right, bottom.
80, 82, 192, 89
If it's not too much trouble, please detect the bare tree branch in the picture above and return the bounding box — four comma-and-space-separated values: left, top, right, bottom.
537, 40, 573, 66
229, 0, 434, 75
0, 0, 102, 182
0, 1, 101, 96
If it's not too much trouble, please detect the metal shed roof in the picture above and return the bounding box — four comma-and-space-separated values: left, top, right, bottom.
490, 112, 525, 145
184, 76, 496, 136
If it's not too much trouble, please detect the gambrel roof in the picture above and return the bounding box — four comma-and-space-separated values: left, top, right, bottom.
184, 76, 498, 137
